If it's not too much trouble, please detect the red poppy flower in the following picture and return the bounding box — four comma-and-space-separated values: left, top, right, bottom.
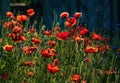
28, 28, 36, 33
83, 57, 91, 63
47, 64, 60, 74
105, 69, 115, 75
60, 12, 69, 18
47, 40, 56, 46
85, 46, 99, 53
27, 71, 35, 77
72, 74, 82, 82
100, 44, 110, 54
17, 15, 27, 21
70, 28, 77, 34
80, 28, 89, 35
55, 25, 60, 31
31, 38, 42, 44
40, 49, 50, 57
22, 46, 38, 55
12, 20, 21, 26
65, 17, 77, 27
6, 12, 14, 18
43, 30, 53, 36
92, 33, 102, 41
57, 31, 71, 40
24, 61, 35, 66
3, 22, 14, 29
3, 45, 14, 52
40, 48, 56, 58
8, 34, 15, 40
0, 73, 8, 79
8, 34, 26, 43
8, 33, 15, 40
22, 46, 32, 55
29, 46, 38, 51
18, 35, 27, 42
54, 59, 59, 66
47, 48, 56, 53
12, 26, 22, 34
73, 34, 84, 41
27, 9, 35, 16
84, 37, 93, 46
73, 12, 82, 18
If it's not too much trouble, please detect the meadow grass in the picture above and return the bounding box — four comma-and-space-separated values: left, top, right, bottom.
0, 10, 120, 83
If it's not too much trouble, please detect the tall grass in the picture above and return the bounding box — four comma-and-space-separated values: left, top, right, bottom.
0, 10, 120, 83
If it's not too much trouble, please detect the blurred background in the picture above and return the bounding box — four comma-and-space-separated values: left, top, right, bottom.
0, 0, 120, 31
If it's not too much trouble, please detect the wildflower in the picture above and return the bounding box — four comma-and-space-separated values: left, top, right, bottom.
80, 28, 89, 35
12, 20, 23, 28
47, 40, 56, 46
17, 15, 27, 21
72, 74, 82, 83
81, 80, 87, 83
44, 30, 53, 36
40, 49, 50, 58
57, 31, 71, 40
17, 35, 27, 42
65, 17, 77, 27
54, 59, 59, 66
6, 12, 14, 18
92, 33, 102, 41
47, 48, 56, 53
55, 25, 60, 31
22, 46, 32, 55
99, 44, 110, 54
8, 33, 15, 38
83, 57, 91, 63
31, 38, 42, 44
3, 45, 14, 52
27, 71, 35, 77
12, 26, 22, 34
24, 61, 35, 66
3, 22, 13, 29
85, 46, 98, 53
76, 25, 84, 31
29, 46, 38, 51
8, 34, 26, 43
70, 28, 77, 34
60, 12, 69, 18
47, 64, 60, 74
73, 12, 82, 18
28, 28, 36, 33
40, 48, 56, 58
27, 9, 35, 16
22, 46, 38, 55
105, 69, 115, 75
0, 73, 8, 79
84, 37, 93, 46
73, 34, 84, 41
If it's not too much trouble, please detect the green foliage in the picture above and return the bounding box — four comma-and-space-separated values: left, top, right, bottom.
0, 10, 120, 83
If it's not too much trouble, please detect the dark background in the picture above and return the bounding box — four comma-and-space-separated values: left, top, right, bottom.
0, 0, 120, 31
